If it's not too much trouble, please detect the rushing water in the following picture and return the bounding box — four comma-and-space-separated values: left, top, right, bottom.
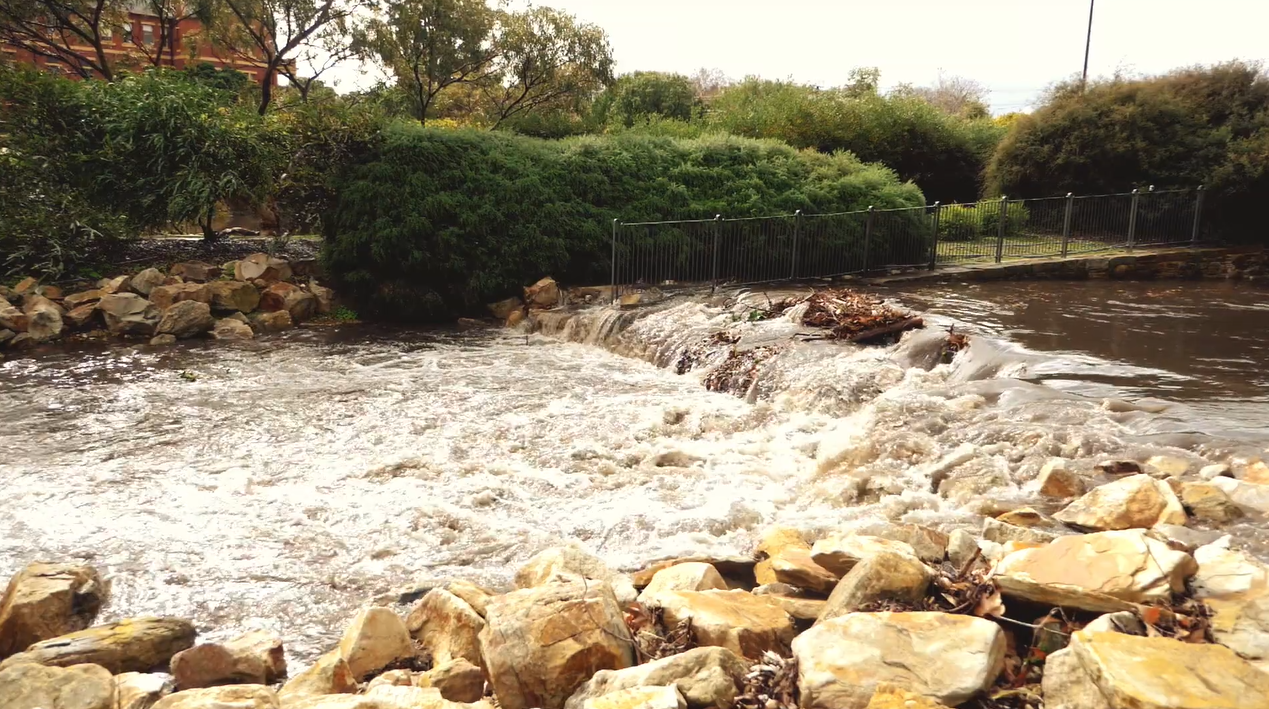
1, 280, 1266, 664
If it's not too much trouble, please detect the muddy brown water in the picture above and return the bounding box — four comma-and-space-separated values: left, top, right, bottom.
1, 280, 1266, 666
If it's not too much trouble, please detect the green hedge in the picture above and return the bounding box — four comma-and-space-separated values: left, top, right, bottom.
323, 124, 925, 320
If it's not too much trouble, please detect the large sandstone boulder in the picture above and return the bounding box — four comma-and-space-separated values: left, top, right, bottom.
445, 580, 494, 618
1208, 476, 1269, 514
337, 607, 414, 681
149, 283, 212, 311
406, 589, 485, 669
752, 526, 811, 587
515, 545, 613, 588
0, 562, 106, 659
277, 651, 356, 700
98, 293, 161, 336
1191, 540, 1269, 665
170, 262, 220, 282
115, 672, 174, 709
1180, 482, 1245, 523
637, 563, 728, 603
152, 685, 278, 709
810, 535, 918, 577
479, 579, 634, 709
251, 310, 293, 333
1042, 629, 1269, 709
846, 523, 948, 564
170, 630, 286, 690
235, 254, 292, 283
212, 318, 254, 341
309, 281, 334, 315
649, 590, 794, 659
362, 659, 485, 703
62, 289, 106, 311
260, 283, 317, 323
208, 281, 261, 313
0, 299, 28, 332
1036, 459, 1086, 498
767, 547, 838, 594
130, 268, 166, 296
1054, 474, 1187, 531
564, 646, 748, 709
524, 277, 560, 309
65, 304, 99, 329
793, 612, 1004, 709
0, 662, 115, 709
157, 301, 215, 339
818, 551, 932, 623
488, 297, 523, 321
581, 687, 684, 709
991, 530, 1197, 613
0, 617, 196, 674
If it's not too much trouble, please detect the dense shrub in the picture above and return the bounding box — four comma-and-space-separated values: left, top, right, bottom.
591, 71, 700, 128
986, 62, 1269, 242
323, 125, 924, 320
935, 200, 1030, 242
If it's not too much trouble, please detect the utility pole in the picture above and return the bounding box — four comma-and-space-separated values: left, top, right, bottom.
1082, 0, 1095, 91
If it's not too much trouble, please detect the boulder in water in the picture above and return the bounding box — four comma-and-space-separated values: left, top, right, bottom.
0, 563, 106, 660
337, 607, 415, 681
157, 301, 214, 339
0, 617, 196, 674
212, 318, 254, 341
170, 630, 285, 690
406, 589, 485, 670
0, 662, 115, 709
207, 281, 261, 313
524, 277, 560, 309
98, 293, 161, 336
1054, 474, 1188, 531
130, 268, 166, 297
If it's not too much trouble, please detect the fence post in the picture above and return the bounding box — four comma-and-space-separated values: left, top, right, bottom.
994, 196, 1008, 263
862, 206, 875, 273
1191, 185, 1205, 244
1126, 188, 1140, 250
790, 209, 803, 280
1061, 193, 1074, 258
610, 219, 619, 304
928, 202, 941, 270
711, 214, 722, 293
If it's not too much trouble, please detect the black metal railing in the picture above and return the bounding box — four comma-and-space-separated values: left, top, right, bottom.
611, 186, 1207, 299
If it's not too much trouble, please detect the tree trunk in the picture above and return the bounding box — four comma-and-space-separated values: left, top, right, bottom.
201, 210, 218, 243
258, 66, 276, 115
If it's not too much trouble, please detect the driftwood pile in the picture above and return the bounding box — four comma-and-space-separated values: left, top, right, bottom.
767, 289, 925, 345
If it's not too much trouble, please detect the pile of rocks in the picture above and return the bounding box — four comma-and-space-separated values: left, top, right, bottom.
0, 253, 335, 351
5, 456, 1269, 709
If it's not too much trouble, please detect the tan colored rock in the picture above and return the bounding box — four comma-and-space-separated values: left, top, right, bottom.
252, 309, 294, 333
794, 612, 1004, 709
260, 283, 317, 323
426, 658, 485, 703
479, 580, 635, 709
149, 283, 211, 311
505, 310, 526, 327
1192, 541, 1269, 664
810, 535, 918, 577
865, 685, 952, 709
170, 630, 285, 690
150, 334, 177, 346
235, 254, 292, 283
157, 301, 215, 339
631, 556, 756, 589
0, 300, 28, 332
13, 276, 39, 295
66, 304, 99, 329
360, 686, 494, 709
649, 590, 794, 659
981, 517, 1057, 546
100, 275, 131, 294
1145, 455, 1191, 478
488, 297, 523, 321
63, 289, 106, 310
0, 617, 196, 674
524, 277, 560, 309
946, 529, 981, 570
848, 523, 948, 564
152, 685, 278, 709
115, 672, 174, 709
991, 530, 1198, 613
1200, 463, 1234, 480
22, 293, 63, 316
130, 269, 166, 296
445, 580, 494, 618
170, 262, 220, 282
768, 547, 838, 594
564, 646, 748, 709
278, 650, 356, 701
98, 293, 161, 336
208, 281, 261, 313
212, 318, 254, 341
765, 595, 827, 622
406, 589, 485, 669
515, 545, 613, 588
1241, 459, 1269, 485
0, 328, 12, 345
638, 563, 727, 603
818, 551, 933, 623
582, 686, 684, 709
337, 607, 414, 681
1180, 482, 1245, 523
0, 662, 114, 709
1209, 476, 1269, 514
25, 299, 63, 342
995, 507, 1046, 527
0, 562, 106, 659
1054, 474, 1188, 531
1044, 629, 1269, 709
752, 526, 809, 586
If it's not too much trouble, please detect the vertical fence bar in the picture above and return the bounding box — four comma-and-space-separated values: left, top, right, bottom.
1126, 188, 1140, 250
1191, 185, 1205, 244
711, 214, 722, 293
862, 206, 875, 273
928, 202, 941, 269
790, 210, 802, 280
610, 219, 619, 303
994, 196, 1008, 263
1060, 193, 1074, 257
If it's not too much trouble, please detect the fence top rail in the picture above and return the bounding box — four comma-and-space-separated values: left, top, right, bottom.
620, 217, 721, 227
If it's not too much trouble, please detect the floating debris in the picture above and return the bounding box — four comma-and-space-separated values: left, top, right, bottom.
760, 288, 926, 344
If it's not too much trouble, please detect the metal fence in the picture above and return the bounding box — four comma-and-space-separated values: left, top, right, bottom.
611, 186, 1207, 299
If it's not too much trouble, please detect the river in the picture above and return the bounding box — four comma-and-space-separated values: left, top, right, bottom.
1, 280, 1266, 663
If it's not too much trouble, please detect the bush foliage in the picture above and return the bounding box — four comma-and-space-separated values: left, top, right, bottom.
323, 125, 924, 320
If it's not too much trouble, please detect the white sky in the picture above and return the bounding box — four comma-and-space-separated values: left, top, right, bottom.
324, 0, 1269, 114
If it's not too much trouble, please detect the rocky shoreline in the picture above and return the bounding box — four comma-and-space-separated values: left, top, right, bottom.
5, 454, 1269, 709
0, 253, 338, 355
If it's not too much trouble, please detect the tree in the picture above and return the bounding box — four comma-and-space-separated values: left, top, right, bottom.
129, 0, 198, 70
481, 6, 613, 129
0, 0, 124, 79
898, 72, 991, 119
358, 0, 496, 125
279, 18, 356, 102
689, 67, 730, 101
593, 71, 698, 127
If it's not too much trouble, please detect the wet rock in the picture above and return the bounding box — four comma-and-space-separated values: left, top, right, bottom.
0, 300, 29, 332
649, 590, 794, 659
524, 277, 560, 309
150, 334, 177, 346
170, 262, 220, 282
150, 283, 212, 311
479, 579, 634, 709
1192, 540, 1269, 664
565, 646, 747, 709
157, 301, 215, 339
515, 545, 613, 588
1043, 629, 1269, 709
212, 318, 254, 341
445, 580, 494, 619
170, 630, 285, 690
66, 304, 99, 329
946, 529, 981, 570
1241, 459, 1269, 484
208, 281, 261, 313
152, 685, 278, 709
1145, 455, 1191, 479
1209, 476, 1269, 514
0, 562, 106, 659
406, 589, 485, 669
505, 310, 526, 327
338, 607, 414, 681
25, 300, 63, 342
1200, 463, 1234, 481
236, 254, 291, 283
638, 562, 727, 603
818, 551, 933, 623
251, 310, 294, 333
261, 283, 317, 323
793, 612, 1005, 709
582, 687, 684, 709
1054, 474, 1188, 531
130, 268, 166, 296
768, 547, 839, 594
981, 517, 1056, 546
0, 617, 196, 674
98, 293, 161, 336
810, 535, 918, 577
115, 671, 174, 709
1180, 482, 1245, 523
62, 289, 106, 311
488, 297, 523, 321
0, 662, 114, 709
995, 507, 1046, 527
277, 650, 356, 700
937, 463, 1010, 504
865, 685, 952, 709
991, 530, 1197, 613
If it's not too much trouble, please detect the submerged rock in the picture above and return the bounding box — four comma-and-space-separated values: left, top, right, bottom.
1054, 474, 1188, 531
0, 562, 106, 660
0, 617, 195, 674
564, 646, 748, 709
650, 590, 794, 659
0, 662, 115, 709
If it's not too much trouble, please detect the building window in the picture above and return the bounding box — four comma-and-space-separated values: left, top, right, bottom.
124, 22, 133, 43
102, 25, 112, 42
142, 24, 154, 45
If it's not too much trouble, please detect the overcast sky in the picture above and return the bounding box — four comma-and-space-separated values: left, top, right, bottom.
327, 0, 1269, 114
